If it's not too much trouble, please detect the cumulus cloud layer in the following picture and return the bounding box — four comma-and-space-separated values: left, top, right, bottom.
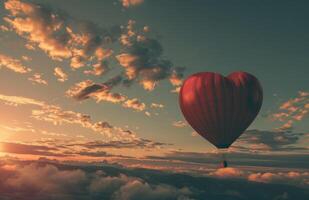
0, 160, 194, 200
0, 159, 307, 200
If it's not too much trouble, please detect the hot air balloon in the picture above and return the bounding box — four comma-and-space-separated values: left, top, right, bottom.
179, 71, 263, 167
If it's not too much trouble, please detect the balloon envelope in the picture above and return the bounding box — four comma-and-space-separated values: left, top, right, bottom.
179, 71, 263, 148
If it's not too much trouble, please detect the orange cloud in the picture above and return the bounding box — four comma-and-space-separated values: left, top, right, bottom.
122, 98, 146, 111
66, 79, 148, 112
121, 0, 144, 8
0, 92, 138, 141
28, 73, 48, 85
53, 67, 68, 82
272, 91, 309, 130
4, 0, 118, 76
211, 167, 243, 178
150, 103, 164, 109
0, 53, 31, 74
172, 120, 187, 128
116, 20, 185, 91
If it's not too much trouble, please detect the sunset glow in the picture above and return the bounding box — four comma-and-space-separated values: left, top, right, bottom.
0, 0, 308, 199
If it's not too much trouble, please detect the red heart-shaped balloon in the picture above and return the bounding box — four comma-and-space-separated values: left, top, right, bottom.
179, 71, 263, 148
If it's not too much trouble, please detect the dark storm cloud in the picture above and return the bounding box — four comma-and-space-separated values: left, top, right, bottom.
0, 159, 308, 200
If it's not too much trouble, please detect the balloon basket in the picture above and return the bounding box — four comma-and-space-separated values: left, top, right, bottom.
218, 148, 228, 168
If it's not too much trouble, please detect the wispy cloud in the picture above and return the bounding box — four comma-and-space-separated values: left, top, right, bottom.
150, 103, 164, 109
28, 73, 48, 85
0, 93, 138, 141
0, 142, 64, 157
0, 53, 31, 73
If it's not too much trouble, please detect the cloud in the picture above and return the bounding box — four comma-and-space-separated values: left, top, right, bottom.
0, 54, 47, 85
248, 171, 309, 186
25, 43, 35, 50
0, 93, 45, 107
116, 20, 185, 91
72, 139, 167, 149
121, 0, 144, 8
0, 124, 35, 133
113, 179, 192, 200
172, 120, 187, 128
21, 55, 32, 62
0, 25, 9, 32
210, 167, 243, 178
122, 98, 146, 111
0, 159, 307, 200
150, 103, 164, 109
66, 78, 148, 111
2, 162, 87, 196
4, 0, 72, 60
4, 0, 120, 73
0, 142, 63, 157
0, 160, 196, 200
31, 104, 134, 140
0, 93, 170, 156
28, 73, 48, 85
0, 92, 138, 141
191, 131, 198, 137
66, 79, 126, 103
54, 67, 68, 82
170, 86, 181, 93
233, 129, 307, 152
148, 149, 309, 169
3, 0, 185, 99
0, 53, 31, 73
0, 136, 168, 159
272, 91, 309, 130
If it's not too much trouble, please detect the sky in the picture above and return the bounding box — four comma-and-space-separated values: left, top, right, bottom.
0, 0, 308, 199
